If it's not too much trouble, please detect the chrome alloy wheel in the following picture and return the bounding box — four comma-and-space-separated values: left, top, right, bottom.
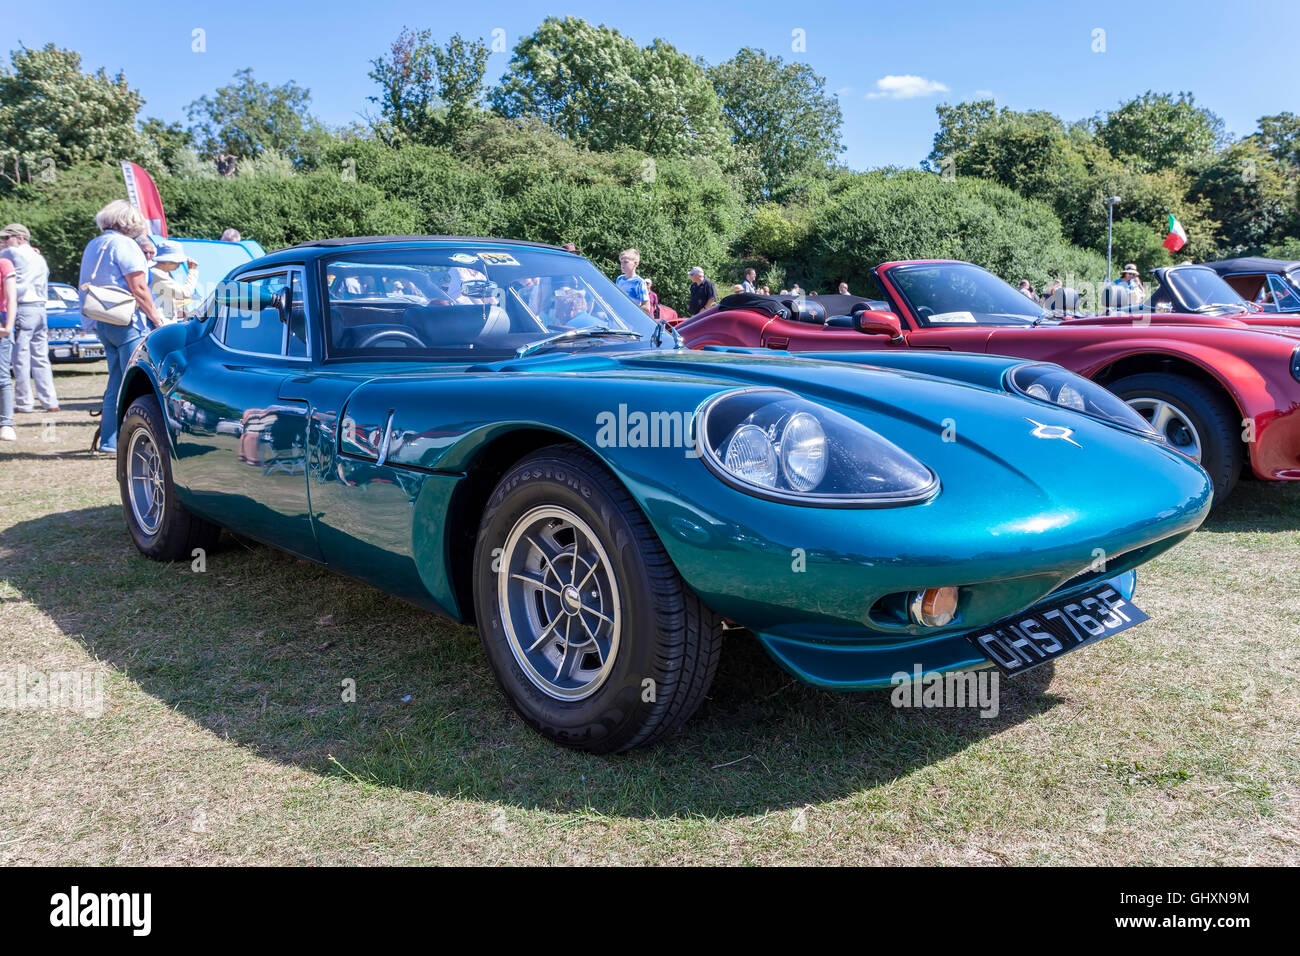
1126, 397, 1203, 462
497, 505, 621, 701
127, 428, 166, 535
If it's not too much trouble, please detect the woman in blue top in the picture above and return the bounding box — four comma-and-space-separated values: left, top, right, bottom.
78, 200, 168, 454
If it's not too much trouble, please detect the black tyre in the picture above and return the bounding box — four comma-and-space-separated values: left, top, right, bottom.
472, 443, 723, 753
118, 394, 222, 560
1108, 372, 1242, 504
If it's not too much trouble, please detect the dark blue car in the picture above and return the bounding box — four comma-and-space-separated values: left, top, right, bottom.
46, 282, 105, 362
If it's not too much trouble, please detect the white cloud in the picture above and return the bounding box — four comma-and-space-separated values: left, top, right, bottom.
834, 86, 853, 97
972, 89, 996, 99
866, 75, 950, 100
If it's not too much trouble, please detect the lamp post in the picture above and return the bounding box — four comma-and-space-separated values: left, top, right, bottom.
1105, 196, 1121, 285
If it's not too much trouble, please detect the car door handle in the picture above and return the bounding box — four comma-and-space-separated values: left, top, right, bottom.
374, 409, 396, 466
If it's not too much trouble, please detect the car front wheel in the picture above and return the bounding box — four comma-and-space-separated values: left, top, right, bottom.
118, 394, 222, 560
1109, 372, 1242, 505
472, 443, 723, 753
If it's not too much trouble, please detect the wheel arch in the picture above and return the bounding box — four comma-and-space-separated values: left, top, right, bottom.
118, 366, 161, 425
443, 426, 607, 626
1090, 351, 1247, 422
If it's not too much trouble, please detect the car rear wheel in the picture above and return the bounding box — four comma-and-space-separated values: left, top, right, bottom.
118, 394, 222, 560
1108, 372, 1241, 504
472, 443, 724, 753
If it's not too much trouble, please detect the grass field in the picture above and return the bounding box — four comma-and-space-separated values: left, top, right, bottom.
1, 364, 1297, 865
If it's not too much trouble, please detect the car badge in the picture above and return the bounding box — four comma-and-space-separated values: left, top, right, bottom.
1026, 418, 1081, 447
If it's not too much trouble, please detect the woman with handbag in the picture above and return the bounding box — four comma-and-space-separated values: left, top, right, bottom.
78, 200, 168, 455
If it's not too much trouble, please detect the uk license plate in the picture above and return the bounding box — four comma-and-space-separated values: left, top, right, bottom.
965, 585, 1148, 677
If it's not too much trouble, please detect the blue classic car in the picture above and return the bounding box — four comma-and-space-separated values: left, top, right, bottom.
113, 237, 1212, 751
46, 282, 104, 362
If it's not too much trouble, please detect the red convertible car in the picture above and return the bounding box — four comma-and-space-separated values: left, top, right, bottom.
678, 260, 1300, 504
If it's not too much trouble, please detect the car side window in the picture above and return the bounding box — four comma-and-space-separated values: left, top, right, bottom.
1267, 274, 1300, 311
223, 273, 288, 356
287, 270, 308, 357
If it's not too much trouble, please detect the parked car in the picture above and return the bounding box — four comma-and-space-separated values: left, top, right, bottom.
1199, 257, 1300, 314
679, 259, 1300, 504
1143, 263, 1300, 324
113, 237, 1210, 752
45, 281, 104, 362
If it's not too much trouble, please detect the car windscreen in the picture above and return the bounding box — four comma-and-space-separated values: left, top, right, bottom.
1164, 267, 1254, 312
47, 284, 80, 309
888, 263, 1044, 327
322, 247, 659, 360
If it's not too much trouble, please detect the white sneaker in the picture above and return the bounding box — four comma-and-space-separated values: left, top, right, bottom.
0, 425, 16, 441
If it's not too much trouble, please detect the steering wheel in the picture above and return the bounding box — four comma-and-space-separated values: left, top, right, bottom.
355, 328, 426, 349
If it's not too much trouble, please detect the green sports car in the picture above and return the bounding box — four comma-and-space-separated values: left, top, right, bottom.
113, 236, 1212, 751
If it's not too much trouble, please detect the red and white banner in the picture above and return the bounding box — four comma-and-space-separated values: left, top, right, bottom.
121, 161, 169, 237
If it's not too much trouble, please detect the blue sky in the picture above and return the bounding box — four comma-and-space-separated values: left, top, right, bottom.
18, 0, 1298, 170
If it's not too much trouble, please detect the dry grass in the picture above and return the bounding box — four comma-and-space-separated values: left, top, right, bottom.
1, 365, 1297, 865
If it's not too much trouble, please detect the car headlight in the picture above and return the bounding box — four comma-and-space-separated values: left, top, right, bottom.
698, 388, 938, 506
1008, 363, 1161, 439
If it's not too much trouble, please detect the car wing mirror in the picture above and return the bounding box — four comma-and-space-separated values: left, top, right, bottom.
270, 288, 290, 322
220, 282, 290, 322
853, 309, 904, 343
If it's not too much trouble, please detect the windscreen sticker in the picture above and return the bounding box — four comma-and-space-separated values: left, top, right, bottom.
449, 253, 479, 264
927, 310, 977, 324
479, 251, 520, 266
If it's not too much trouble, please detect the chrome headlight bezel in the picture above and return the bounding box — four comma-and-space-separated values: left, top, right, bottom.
696, 387, 940, 508
1007, 363, 1163, 441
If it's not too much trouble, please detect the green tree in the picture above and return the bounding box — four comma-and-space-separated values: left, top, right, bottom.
1251, 112, 1300, 169
140, 118, 194, 175
489, 16, 729, 158
0, 44, 149, 187
924, 99, 997, 171
1093, 91, 1226, 173
708, 47, 842, 199
1190, 140, 1295, 253
367, 29, 489, 147
186, 69, 327, 168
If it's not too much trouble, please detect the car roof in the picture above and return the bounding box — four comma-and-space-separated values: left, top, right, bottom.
244, 236, 578, 272
1203, 256, 1300, 274
281, 235, 570, 253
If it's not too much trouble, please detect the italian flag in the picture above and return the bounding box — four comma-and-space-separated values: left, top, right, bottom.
1163, 214, 1187, 253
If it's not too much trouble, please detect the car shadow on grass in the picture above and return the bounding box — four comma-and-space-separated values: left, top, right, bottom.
6, 505, 1063, 819
1199, 478, 1300, 533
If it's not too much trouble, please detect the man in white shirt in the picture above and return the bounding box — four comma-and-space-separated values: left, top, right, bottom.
0, 223, 58, 413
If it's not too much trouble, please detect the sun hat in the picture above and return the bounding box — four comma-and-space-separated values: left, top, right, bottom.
0, 223, 30, 240
154, 240, 187, 265
1122, 263, 1139, 275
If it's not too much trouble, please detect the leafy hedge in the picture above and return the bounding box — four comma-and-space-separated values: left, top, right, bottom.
2, 123, 1107, 311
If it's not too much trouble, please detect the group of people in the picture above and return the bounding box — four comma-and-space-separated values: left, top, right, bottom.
0, 202, 223, 450
76, 200, 211, 454
1018, 263, 1146, 310
0, 223, 57, 442
612, 252, 857, 319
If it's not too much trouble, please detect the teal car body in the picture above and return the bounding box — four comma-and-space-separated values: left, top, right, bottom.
113, 237, 1211, 746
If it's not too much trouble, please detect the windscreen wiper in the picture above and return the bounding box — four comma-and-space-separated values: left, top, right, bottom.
514, 326, 643, 358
